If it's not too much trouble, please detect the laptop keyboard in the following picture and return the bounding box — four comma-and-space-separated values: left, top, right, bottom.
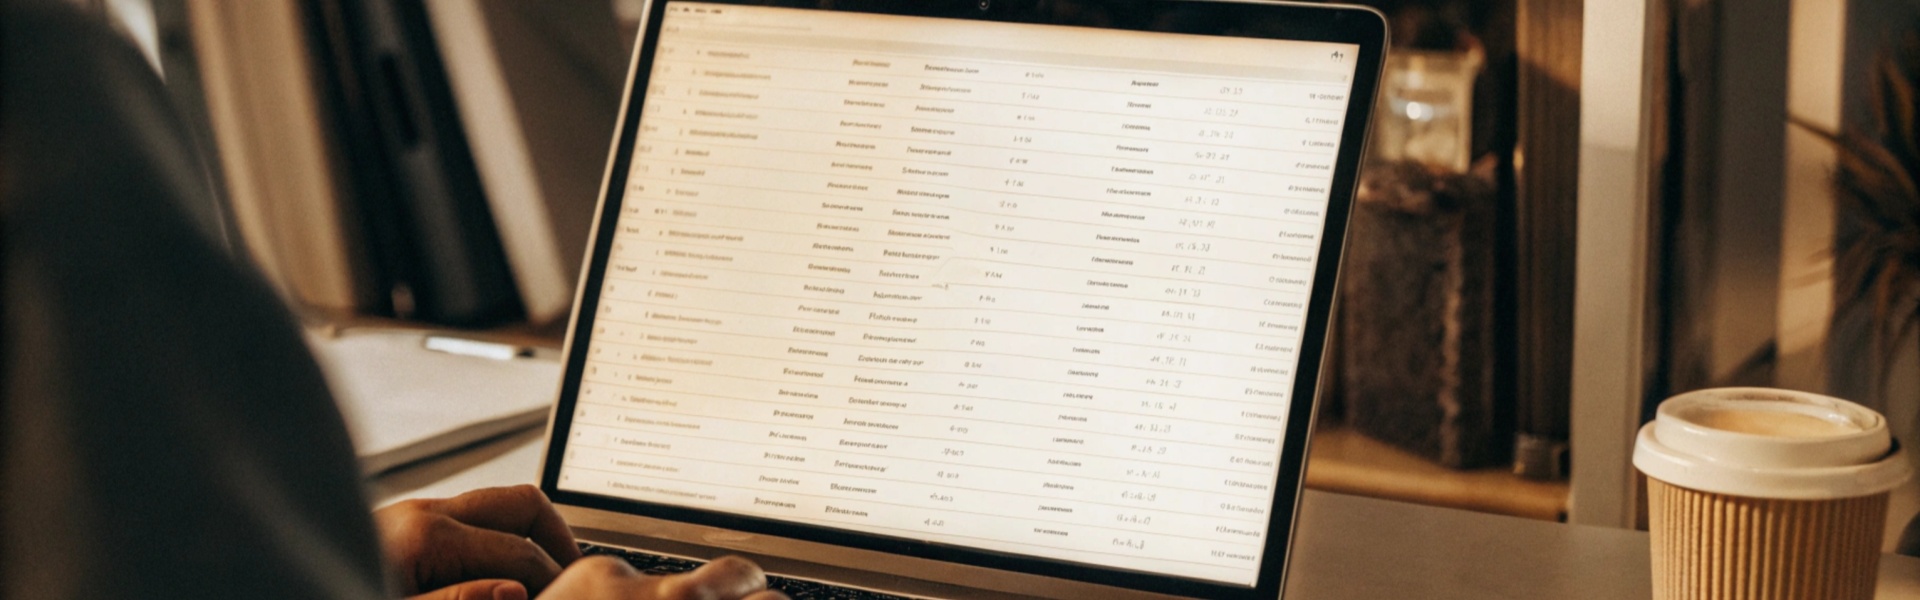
580, 542, 920, 599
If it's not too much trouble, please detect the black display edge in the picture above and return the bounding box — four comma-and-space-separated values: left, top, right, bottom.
540, 2, 1387, 598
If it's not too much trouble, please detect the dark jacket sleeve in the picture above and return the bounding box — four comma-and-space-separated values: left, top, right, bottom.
2, 1, 391, 598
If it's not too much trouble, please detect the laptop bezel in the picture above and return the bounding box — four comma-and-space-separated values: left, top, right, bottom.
539, 1, 1386, 597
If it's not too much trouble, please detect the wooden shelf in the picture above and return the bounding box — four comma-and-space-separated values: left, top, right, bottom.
1304, 425, 1569, 521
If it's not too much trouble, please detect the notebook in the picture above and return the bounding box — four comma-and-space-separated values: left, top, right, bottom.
537, 1, 1385, 597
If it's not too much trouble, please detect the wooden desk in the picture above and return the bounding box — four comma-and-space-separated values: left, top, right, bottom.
375, 429, 1920, 599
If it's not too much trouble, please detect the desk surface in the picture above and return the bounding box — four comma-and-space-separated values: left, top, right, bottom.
375, 429, 1920, 599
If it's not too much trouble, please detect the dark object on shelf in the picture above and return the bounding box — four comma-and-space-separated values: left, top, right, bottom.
1511, 432, 1566, 480
1337, 160, 1505, 469
310, 0, 524, 326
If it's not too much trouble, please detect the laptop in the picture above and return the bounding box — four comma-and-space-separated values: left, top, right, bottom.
538, 1, 1385, 597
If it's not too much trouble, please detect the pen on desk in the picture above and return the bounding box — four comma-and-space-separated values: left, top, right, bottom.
422, 335, 533, 360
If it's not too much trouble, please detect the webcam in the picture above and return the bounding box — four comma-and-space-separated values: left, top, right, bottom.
978, 0, 990, 11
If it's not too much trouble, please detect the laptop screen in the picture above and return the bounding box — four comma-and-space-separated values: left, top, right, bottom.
552, 0, 1366, 590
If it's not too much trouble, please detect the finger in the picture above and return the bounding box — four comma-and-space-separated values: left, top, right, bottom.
409, 579, 528, 600
654, 556, 770, 600
432, 485, 583, 564
741, 590, 792, 600
423, 521, 565, 592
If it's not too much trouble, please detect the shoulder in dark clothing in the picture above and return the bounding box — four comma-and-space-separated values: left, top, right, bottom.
2, 1, 389, 598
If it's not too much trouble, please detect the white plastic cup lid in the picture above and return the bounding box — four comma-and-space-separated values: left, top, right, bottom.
1633, 387, 1912, 500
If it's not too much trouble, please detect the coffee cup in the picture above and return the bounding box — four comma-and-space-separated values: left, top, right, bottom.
1633, 387, 1912, 599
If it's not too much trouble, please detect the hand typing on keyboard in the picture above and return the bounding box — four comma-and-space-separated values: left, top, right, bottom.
581, 545, 914, 600
545, 553, 789, 600
377, 485, 788, 600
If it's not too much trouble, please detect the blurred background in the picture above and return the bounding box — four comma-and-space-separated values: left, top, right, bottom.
70, 0, 1920, 547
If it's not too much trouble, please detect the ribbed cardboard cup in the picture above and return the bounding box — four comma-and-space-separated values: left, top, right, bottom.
1635, 388, 1912, 600
1646, 478, 1887, 600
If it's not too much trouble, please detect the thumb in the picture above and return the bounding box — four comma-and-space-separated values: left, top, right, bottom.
409, 579, 529, 600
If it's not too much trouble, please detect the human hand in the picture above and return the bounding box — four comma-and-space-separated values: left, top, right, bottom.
537, 555, 789, 600
377, 485, 786, 600
376, 485, 581, 600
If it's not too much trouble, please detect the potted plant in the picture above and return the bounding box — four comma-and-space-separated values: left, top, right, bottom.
1803, 28, 1920, 556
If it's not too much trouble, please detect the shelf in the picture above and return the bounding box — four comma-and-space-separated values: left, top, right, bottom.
1304, 425, 1569, 522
